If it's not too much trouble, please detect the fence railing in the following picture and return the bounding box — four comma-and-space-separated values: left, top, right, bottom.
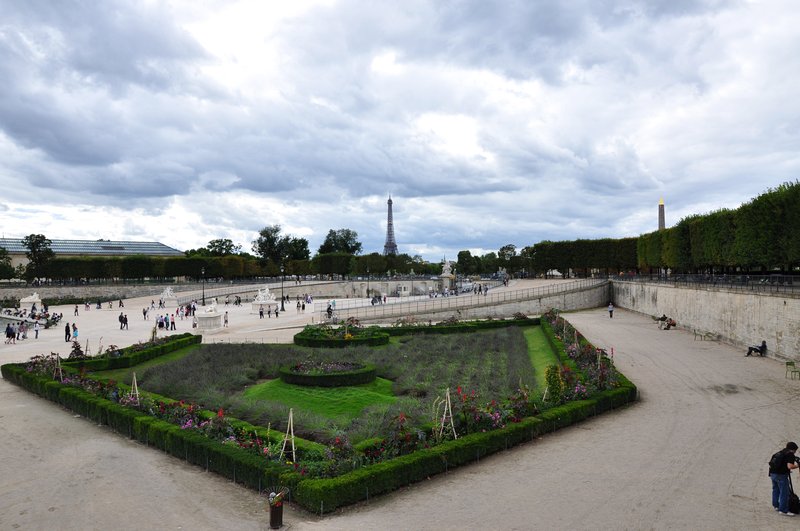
614, 274, 799, 295
321, 278, 608, 322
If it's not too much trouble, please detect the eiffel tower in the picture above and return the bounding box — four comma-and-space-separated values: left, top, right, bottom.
383, 196, 398, 256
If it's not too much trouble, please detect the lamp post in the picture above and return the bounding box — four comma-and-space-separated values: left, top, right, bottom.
280, 265, 285, 312
201, 267, 206, 306
367, 266, 370, 298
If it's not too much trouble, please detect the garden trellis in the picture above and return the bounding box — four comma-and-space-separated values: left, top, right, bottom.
279, 408, 296, 462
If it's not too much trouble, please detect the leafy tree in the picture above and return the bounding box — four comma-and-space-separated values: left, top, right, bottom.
457, 250, 474, 275
284, 237, 310, 261
22, 234, 54, 282
252, 225, 309, 264
0, 247, 15, 279
317, 229, 362, 255
206, 238, 242, 256
498, 244, 517, 262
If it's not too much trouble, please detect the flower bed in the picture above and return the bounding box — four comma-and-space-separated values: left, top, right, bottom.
279, 362, 377, 387
1, 314, 637, 514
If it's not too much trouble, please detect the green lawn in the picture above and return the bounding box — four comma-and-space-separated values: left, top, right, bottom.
241, 377, 397, 420
92, 345, 201, 384
525, 326, 560, 390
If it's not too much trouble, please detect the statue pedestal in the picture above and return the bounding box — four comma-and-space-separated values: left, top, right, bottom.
196, 309, 223, 333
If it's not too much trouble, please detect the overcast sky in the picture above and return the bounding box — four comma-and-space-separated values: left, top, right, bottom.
0, 0, 797, 261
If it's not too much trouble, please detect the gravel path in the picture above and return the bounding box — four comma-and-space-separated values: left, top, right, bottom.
2, 299, 797, 530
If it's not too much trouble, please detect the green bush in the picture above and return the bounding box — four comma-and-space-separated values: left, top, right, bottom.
279, 363, 377, 387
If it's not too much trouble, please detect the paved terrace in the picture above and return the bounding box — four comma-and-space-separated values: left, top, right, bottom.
1, 282, 797, 529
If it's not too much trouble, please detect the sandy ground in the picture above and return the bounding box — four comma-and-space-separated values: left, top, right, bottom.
2, 286, 799, 530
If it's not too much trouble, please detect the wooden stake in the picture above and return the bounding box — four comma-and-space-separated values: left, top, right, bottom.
130, 372, 140, 406
53, 354, 64, 383
279, 409, 296, 462
438, 388, 458, 440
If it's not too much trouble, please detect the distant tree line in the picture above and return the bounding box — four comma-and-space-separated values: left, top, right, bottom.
2, 182, 796, 283
637, 181, 800, 273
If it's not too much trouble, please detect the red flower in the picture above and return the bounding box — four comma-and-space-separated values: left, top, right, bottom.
217, 407, 224, 418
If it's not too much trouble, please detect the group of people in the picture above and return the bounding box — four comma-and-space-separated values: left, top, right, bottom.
64, 322, 78, 342
4, 321, 39, 343
655, 313, 677, 330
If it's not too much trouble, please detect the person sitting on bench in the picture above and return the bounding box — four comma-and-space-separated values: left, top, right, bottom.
663, 318, 676, 330
746, 340, 767, 357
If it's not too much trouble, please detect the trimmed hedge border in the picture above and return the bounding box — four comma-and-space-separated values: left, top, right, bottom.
290, 315, 636, 514
293, 317, 540, 347
385, 317, 540, 336
1, 358, 324, 497
279, 363, 377, 387
293, 332, 389, 348
62, 332, 201, 371
2, 316, 635, 515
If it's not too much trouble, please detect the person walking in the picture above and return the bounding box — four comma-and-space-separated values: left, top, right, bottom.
74, 305, 79, 316
259, 306, 264, 319
72, 324, 78, 341
64, 323, 71, 342
608, 302, 615, 318
770, 441, 799, 515
223, 311, 229, 327
33, 321, 39, 339
123, 315, 129, 330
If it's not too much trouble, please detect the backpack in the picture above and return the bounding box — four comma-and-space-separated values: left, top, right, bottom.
770, 450, 786, 474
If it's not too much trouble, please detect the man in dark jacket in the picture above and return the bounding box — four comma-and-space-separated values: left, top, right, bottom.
770, 441, 799, 515
746, 340, 768, 356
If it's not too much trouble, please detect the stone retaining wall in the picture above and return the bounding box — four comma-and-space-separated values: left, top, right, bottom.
364, 282, 611, 323
612, 281, 800, 361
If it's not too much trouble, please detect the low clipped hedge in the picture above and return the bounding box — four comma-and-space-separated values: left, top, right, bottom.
289, 315, 636, 514
0, 362, 322, 496
293, 332, 389, 348
62, 332, 201, 371
3, 315, 635, 515
279, 363, 377, 387
293, 379, 637, 513
385, 317, 539, 336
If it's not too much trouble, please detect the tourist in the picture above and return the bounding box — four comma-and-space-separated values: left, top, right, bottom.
119, 312, 124, 329
223, 311, 229, 327
746, 340, 768, 357
74, 304, 79, 316
170, 314, 176, 330
33, 321, 39, 339
119, 299, 124, 308
72, 324, 78, 341
608, 302, 614, 318
259, 306, 264, 319
123, 314, 129, 330
268, 308, 272, 318
769, 442, 799, 515
64, 323, 71, 342
143, 307, 148, 320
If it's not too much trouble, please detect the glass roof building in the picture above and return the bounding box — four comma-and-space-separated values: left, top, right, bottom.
0, 238, 183, 267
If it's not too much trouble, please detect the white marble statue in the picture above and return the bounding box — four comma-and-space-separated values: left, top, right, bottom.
254, 286, 276, 302
441, 261, 452, 277
160, 287, 176, 299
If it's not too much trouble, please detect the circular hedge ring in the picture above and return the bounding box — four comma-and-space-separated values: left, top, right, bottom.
279, 361, 377, 387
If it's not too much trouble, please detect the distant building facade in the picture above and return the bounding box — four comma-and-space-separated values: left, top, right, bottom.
0, 238, 183, 269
